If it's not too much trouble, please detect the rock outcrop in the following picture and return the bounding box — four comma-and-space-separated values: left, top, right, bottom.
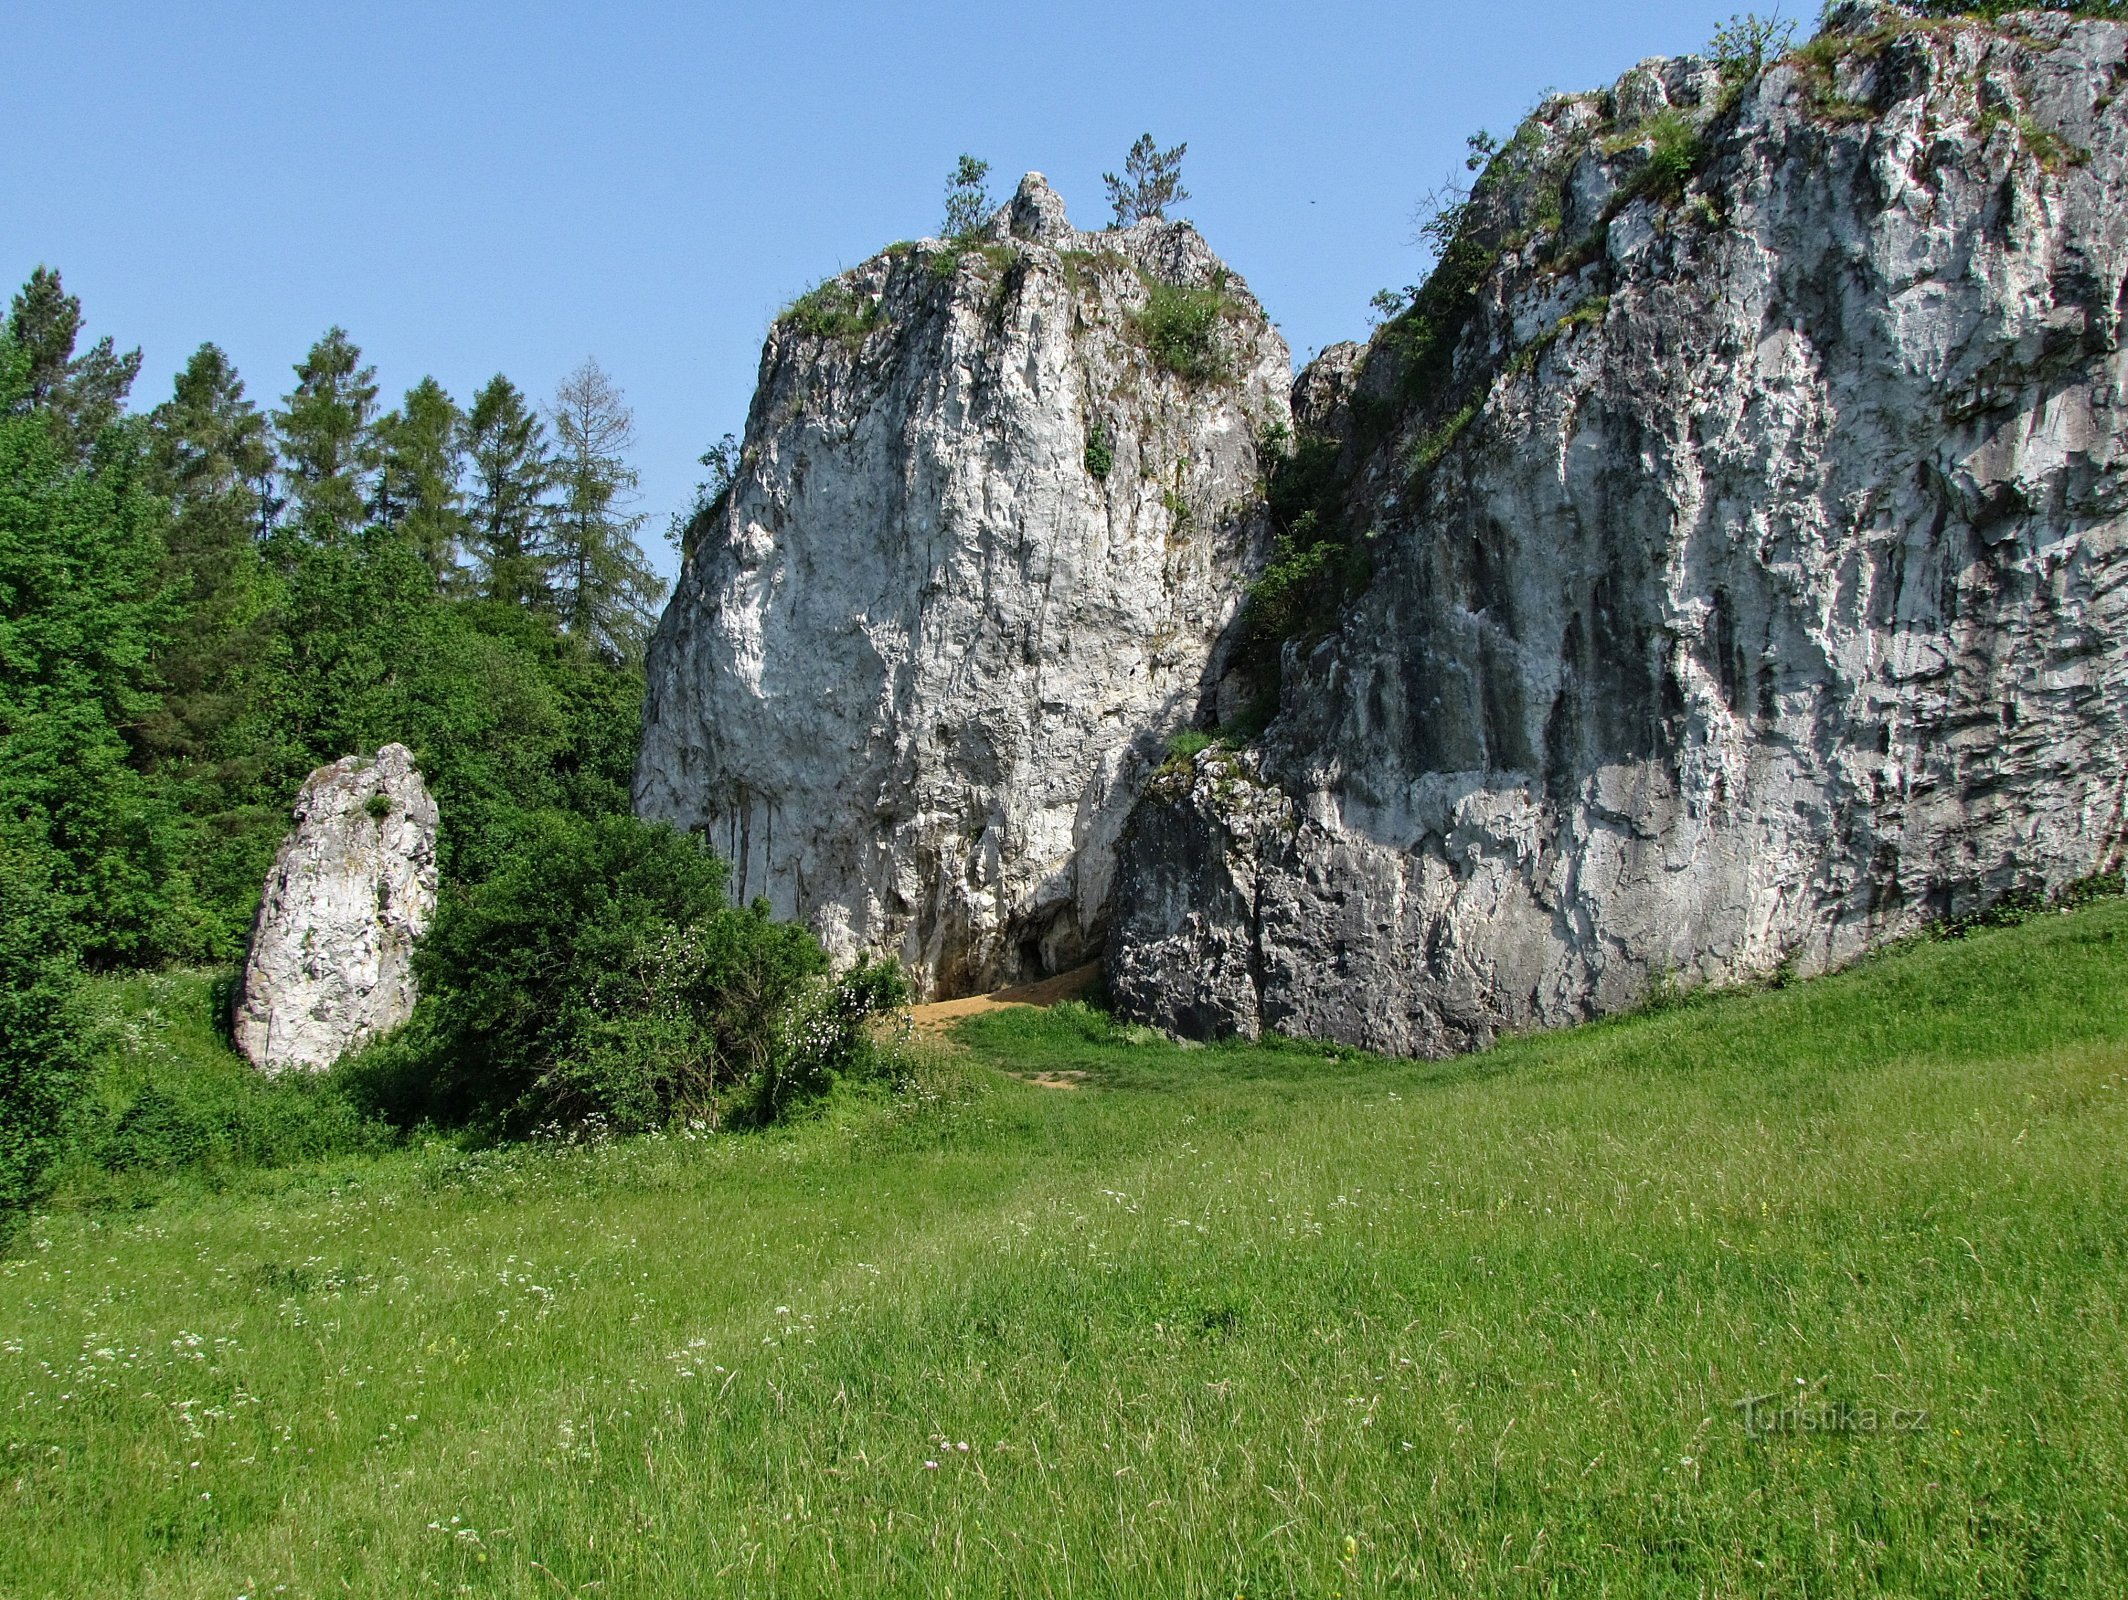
235, 744, 438, 1073
637, 176, 1291, 997
1113, 10, 2128, 1051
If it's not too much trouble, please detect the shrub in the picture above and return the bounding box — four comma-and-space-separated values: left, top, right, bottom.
781, 281, 881, 346
1134, 278, 1235, 383
1707, 11, 1796, 81
741, 957, 912, 1125
1165, 730, 1214, 765
389, 810, 907, 1132
1103, 134, 1190, 227
1614, 112, 1705, 207
0, 835, 89, 1229
1083, 423, 1113, 481
52, 967, 398, 1197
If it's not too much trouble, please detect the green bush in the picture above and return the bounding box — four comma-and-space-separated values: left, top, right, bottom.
382, 810, 908, 1133
0, 834, 89, 1228
780, 281, 881, 346
1083, 423, 1113, 481
1134, 279, 1235, 383
1615, 111, 1705, 207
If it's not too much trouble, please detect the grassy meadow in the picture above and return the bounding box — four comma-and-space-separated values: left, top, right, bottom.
3, 904, 2127, 1596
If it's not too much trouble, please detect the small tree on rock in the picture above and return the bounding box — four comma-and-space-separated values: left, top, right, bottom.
1708, 11, 1795, 81
1104, 134, 1190, 227
942, 154, 992, 238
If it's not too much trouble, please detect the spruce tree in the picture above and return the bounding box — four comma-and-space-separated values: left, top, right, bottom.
5, 266, 143, 459
274, 327, 377, 542
140, 344, 279, 774
372, 377, 467, 580
464, 375, 556, 609
547, 359, 664, 661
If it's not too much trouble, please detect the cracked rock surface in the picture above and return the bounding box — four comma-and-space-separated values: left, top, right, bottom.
1113, 13, 2128, 1051
235, 744, 438, 1073
637, 175, 1290, 997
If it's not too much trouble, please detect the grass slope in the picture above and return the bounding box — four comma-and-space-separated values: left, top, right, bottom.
4, 906, 2127, 1597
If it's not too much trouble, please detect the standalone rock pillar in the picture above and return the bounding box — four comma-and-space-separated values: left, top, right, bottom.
234, 743, 439, 1073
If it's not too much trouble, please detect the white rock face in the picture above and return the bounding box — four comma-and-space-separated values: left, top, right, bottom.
1113, 14, 2128, 1051
637, 175, 1291, 997
234, 744, 438, 1073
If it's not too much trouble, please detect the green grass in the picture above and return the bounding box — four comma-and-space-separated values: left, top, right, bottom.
47, 969, 398, 1208
6, 905, 2128, 1595
1133, 276, 1239, 384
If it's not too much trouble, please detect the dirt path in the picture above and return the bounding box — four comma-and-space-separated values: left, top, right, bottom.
904, 963, 1103, 1088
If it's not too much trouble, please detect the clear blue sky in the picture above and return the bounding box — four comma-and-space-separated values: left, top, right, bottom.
8, 0, 1752, 579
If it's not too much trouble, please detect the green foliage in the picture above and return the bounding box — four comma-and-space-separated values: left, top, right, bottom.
941, 154, 992, 239
1244, 522, 1342, 646
0, 831, 88, 1227
1132, 275, 1236, 383
5, 266, 142, 462
1238, 427, 1359, 681
0, 336, 186, 964
369, 376, 467, 579
382, 812, 903, 1134
547, 358, 666, 664
1707, 11, 1796, 81
1163, 729, 1213, 765
2012, 112, 2093, 172
1103, 133, 1191, 227
4, 268, 661, 976
463, 374, 556, 610
1613, 110, 1706, 207
1402, 397, 1481, 480
1913, 0, 2126, 16
1082, 422, 1113, 481
781, 280, 883, 346
671, 431, 741, 560
273, 327, 377, 543
52, 968, 396, 1199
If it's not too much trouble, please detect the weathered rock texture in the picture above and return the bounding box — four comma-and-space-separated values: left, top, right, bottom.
235, 744, 438, 1073
1114, 10, 2128, 1052
637, 176, 1291, 997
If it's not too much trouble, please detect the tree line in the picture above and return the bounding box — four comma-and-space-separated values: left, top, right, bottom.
2, 266, 911, 1223
0, 267, 677, 1207
2, 266, 667, 971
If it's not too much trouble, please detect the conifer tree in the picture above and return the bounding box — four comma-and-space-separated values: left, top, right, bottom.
1103, 134, 1191, 227
4, 266, 142, 459
371, 377, 467, 580
547, 359, 665, 661
464, 375, 556, 609
274, 328, 377, 542
140, 344, 278, 770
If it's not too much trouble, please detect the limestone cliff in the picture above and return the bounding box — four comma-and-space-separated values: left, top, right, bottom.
1112, 8, 2128, 1050
637, 176, 1290, 997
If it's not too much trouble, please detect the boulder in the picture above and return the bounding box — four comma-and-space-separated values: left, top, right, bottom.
234, 744, 438, 1073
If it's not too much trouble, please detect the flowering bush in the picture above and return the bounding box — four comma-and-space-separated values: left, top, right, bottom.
352, 810, 909, 1133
